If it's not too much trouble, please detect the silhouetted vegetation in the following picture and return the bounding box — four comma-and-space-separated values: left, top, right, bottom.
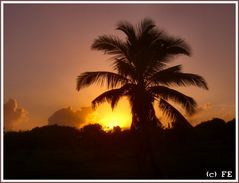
4, 118, 235, 179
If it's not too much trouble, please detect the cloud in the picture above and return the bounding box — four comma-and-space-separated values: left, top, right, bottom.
196, 103, 212, 113
48, 107, 93, 128
187, 103, 235, 126
4, 98, 29, 131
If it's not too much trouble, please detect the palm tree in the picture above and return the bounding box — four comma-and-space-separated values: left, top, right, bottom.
77, 18, 208, 130
77, 18, 208, 177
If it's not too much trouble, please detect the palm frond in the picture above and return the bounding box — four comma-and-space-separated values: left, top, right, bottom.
150, 65, 208, 90
161, 73, 208, 89
91, 35, 128, 58
158, 99, 192, 128
162, 38, 191, 56
116, 21, 137, 44
112, 58, 137, 81
147, 65, 182, 84
144, 62, 166, 76
137, 18, 156, 38
76, 71, 129, 91
149, 85, 197, 115
92, 84, 133, 109
141, 37, 191, 78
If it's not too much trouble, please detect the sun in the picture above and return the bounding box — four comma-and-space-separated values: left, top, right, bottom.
86, 99, 132, 131
98, 112, 131, 130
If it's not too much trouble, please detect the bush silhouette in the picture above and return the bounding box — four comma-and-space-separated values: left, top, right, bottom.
4, 118, 235, 179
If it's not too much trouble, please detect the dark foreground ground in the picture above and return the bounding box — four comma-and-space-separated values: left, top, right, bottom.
4, 118, 235, 180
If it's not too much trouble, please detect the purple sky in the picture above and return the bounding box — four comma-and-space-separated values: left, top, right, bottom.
3, 3, 236, 130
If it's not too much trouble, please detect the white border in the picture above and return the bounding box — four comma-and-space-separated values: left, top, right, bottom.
235, 1, 238, 182
1, 0, 4, 182
0, 1, 238, 4
1, 1, 238, 183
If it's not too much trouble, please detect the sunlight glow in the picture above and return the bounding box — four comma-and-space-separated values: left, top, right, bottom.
86, 98, 132, 130
98, 112, 131, 130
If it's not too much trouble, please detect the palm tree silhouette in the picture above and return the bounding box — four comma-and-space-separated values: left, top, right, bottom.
77, 18, 208, 130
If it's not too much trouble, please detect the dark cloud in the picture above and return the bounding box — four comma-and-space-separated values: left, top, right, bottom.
4, 98, 29, 131
48, 107, 93, 128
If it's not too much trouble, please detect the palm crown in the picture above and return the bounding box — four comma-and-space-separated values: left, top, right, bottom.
77, 18, 208, 130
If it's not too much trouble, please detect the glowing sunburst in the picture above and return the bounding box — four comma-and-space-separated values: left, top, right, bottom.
86, 99, 131, 130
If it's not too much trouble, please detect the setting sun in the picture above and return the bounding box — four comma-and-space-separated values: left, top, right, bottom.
86, 99, 132, 130
98, 112, 131, 130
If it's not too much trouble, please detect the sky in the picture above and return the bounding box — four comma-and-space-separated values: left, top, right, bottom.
3, 3, 236, 131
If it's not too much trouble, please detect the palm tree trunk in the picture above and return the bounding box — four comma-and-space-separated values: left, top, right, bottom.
133, 124, 160, 178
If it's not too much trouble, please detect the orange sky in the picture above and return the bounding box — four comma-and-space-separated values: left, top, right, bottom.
3, 3, 236, 131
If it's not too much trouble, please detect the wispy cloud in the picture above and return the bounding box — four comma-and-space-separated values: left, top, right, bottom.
188, 103, 235, 125
196, 103, 212, 113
